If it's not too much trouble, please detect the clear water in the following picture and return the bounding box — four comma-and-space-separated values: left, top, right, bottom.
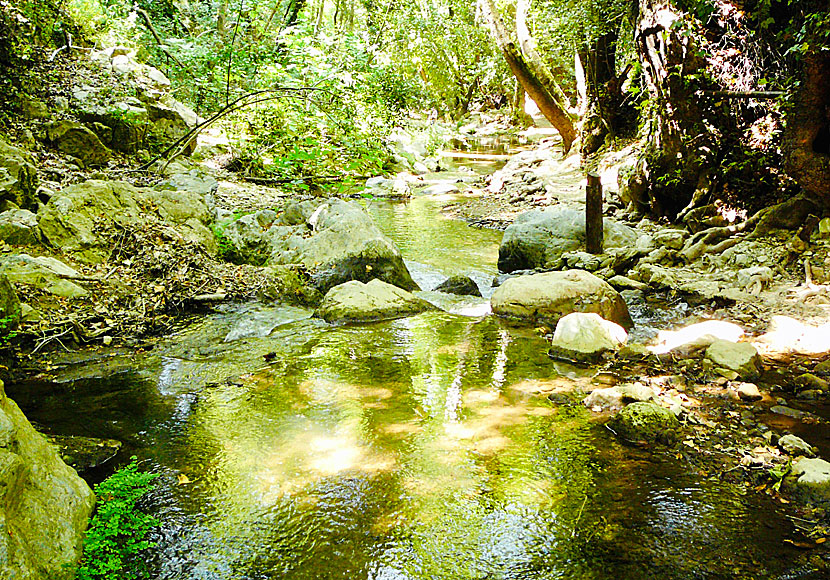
6, 170, 819, 580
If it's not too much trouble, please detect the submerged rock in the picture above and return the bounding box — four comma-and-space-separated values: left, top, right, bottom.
491, 270, 632, 329
609, 401, 680, 445
0, 379, 95, 579
498, 206, 637, 272
433, 275, 482, 297
48, 435, 122, 472
549, 312, 627, 362
315, 279, 436, 324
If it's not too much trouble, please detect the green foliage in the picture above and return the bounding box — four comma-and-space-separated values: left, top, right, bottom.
0, 314, 18, 347
76, 459, 160, 580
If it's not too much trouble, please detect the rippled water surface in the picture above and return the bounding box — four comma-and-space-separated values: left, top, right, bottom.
7, 180, 814, 580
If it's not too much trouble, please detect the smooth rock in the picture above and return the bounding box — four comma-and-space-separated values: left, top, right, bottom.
609, 401, 680, 445
653, 228, 688, 250
778, 434, 815, 457
491, 270, 633, 329
734, 382, 763, 402
498, 206, 638, 272
789, 457, 830, 502
549, 312, 627, 361
705, 340, 762, 379
608, 275, 647, 291
0, 379, 95, 580
814, 360, 830, 376
315, 279, 436, 324
737, 266, 773, 292
433, 275, 481, 297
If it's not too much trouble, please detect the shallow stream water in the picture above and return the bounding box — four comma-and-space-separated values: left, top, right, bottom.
6, 157, 821, 579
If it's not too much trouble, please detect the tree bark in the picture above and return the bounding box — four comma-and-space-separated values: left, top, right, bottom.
478, 0, 576, 152
515, 0, 573, 113
783, 53, 830, 205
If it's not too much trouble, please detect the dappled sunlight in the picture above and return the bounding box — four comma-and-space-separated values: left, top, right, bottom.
753, 315, 830, 357
650, 320, 745, 354
508, 377, 585, 395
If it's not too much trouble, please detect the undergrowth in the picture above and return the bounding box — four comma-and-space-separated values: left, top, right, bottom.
76, 459, 160, 580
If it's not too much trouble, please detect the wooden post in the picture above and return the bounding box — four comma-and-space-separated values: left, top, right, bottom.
586, 171, 603, 254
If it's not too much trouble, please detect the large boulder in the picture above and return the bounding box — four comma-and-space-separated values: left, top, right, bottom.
0, 137, 38, 210
498, 206, 638, 272
224, 199, 418, 293
79, 102, 149, 154
609, 401, 680, 445
45, 121, 111, 167
549, 312, 627, 361
146, 99, 200, 156
0, 380, 95, 579
491, 270, 633, 329
788, 457, 830, 503
37, 179, 217, 263
315, 279, 436, 324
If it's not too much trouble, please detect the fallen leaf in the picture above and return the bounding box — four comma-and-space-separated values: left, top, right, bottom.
177, 473, 191, 485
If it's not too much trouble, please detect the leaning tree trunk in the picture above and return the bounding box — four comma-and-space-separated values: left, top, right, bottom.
621, 0, 710, 218
783, 52, 830, 206
478, 0, 577, 152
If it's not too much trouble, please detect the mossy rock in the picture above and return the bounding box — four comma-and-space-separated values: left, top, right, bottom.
609, 401, 680, 445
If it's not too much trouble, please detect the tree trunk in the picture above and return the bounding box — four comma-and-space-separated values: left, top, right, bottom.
621, 0, 710, 218
579, 29, 619, 157
512, 83, 533, 127
783, 52, 830, 205
478, 0, 576, 152
515, 0, 573, 113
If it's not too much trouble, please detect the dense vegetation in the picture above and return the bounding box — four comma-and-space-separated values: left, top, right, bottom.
0, 0, 828, 216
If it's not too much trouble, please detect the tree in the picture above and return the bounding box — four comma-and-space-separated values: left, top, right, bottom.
478, 0, 577, 152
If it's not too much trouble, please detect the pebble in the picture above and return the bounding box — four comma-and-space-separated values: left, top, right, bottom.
734, 382, 762, 402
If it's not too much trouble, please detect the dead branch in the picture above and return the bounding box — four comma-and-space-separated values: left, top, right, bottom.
136, 8, 189, 70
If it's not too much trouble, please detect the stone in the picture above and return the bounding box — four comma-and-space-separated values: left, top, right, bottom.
146, 98, 200, 156
609, 401, 680, 445
433, 275, 482, 297
794, 373, 830, 392
45, 121, 111, 166
268, 199, 418, 294
0, 137, 38, 210
705, 340, 761, 379
818, 217, 830, 238
653, 228, 688, 250
789, 457, 830, 502
0, 254, 87, 298
0, 209, 40, 245
770, 405, 816, 420
734, 382, 763, 402
19, 97, 49, 119
37, 179, 216, 263
221, 211, 277, 265
79, 103, 150, 153
607, 275, 647, 292
423, 182, 460, 196
19, 303, 40, 323
498, 206, 638, 272
814, 360, 830, 376
778, 434, 815, 457
315, 279, 437, 324
491, 270, 633, 329
584, 383, 653, 411
0, 379, 95, 580
549, 312, 627, 361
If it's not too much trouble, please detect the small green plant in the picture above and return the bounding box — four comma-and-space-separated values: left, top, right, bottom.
0, 313, 19, 347
211, 223, 234, 262
76, 459, 160, 580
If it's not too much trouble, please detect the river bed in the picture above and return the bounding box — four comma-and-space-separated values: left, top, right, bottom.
5, 160, 821, 579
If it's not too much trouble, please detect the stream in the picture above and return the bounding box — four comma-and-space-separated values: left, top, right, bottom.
5, 152, 820, 579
